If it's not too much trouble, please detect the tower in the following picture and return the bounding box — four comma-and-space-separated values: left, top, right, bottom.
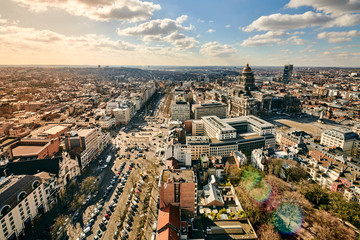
283, 64, 293, 84
238, 64, 256, 94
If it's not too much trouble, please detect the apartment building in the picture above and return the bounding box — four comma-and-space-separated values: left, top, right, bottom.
186, 136, 210, 160
0, 175, 49, 240
64, 128, 110, 170
320, 127, 359, 152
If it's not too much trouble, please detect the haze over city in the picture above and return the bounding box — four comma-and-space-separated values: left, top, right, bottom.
0, 0, 360, 66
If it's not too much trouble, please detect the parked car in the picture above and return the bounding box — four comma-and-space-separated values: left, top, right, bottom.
92, 191, 99, 198
99, 223, 106, 231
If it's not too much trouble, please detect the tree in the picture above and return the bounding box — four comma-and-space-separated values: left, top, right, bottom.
299, 183, 329, 208
258, 223, 281, 240
328, 192, 360, 228
80, 176, 97, 194
50, 215, 68, 239
285, 165, 307, 182
265, 175, 291, 194
311, 210, 356, 240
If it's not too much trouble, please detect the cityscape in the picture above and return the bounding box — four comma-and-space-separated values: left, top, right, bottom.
1, 1, 360, 240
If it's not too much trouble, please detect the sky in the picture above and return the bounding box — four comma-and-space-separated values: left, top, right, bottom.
0, 0, 360, 67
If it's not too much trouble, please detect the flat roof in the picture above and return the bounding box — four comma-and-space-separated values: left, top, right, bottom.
162, 169, 195, 183
78, 129, 95, 137
210, 133, 261, 143
43, 125, 67, 135
12, 145, 45, 156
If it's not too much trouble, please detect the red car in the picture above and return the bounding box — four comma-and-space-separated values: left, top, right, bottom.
105, 214, 110, 220
129, 166, 133, 170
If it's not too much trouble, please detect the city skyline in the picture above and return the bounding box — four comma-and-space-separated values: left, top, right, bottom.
0, 0, 360, 67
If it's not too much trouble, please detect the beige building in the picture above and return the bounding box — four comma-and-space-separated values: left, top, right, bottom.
186, 136, 210, 160
192, 102, 227, 120
0, 175, 49, 240
320, 127, 359, 153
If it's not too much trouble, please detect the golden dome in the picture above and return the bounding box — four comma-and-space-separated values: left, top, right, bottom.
242, 63, 252, 73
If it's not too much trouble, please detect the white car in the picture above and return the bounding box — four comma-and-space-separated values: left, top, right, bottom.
94, 208, 99, 215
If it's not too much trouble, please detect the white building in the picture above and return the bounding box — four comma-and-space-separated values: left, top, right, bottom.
65, 128, 110, 170
171, 102, 190, 121
105, 101, 119, 114
113, 107, 131, 125
320, 127, 359, 152
165, 144, 192, 166
98, 116, 116, 129
0, 175, 49, 240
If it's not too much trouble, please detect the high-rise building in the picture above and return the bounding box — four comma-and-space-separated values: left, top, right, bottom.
283, 64, 293, 84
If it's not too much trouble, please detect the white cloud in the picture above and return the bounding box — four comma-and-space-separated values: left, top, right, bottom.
323, 51, 360, 58
143, 31, 198, 49
241, 38, 280, 47
176, 15, 188, 23
0, 22, 136, 54
12, 0, 161, 22
200, 41, 236, 57
207, 29, 216, 33
240, 31, 307, 47
117, 15, 192, 36
164, 32, 198, 49
287, 0, 360, 15
243, 11, 332, 32
317, 30, 360, 43
225, 25, 231, 28
327, 14, 360, 27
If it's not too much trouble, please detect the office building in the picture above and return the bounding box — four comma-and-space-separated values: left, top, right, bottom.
186, 115, 275, 158
171, 102, 190, 122
192, 102, 227, 120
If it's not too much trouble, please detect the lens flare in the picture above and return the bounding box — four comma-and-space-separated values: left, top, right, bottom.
273, 203, 303, 235
248, 180, 271, 203
241, 169, 272, 202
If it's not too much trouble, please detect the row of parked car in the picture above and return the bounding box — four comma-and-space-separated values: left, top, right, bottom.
79, 161, 133, 240
119, 176, 147, 240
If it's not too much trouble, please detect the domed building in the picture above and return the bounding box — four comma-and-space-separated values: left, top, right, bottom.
235, 64, 257, 96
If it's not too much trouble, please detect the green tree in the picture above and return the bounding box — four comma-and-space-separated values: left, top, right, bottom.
300, 183, 329, 208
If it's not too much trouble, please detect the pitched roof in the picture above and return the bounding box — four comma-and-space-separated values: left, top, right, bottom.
157, 204, 180, 232
157, 227, 180, 240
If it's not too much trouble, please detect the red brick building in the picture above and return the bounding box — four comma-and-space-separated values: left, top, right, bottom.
7, 138, 60, 161
159, 169, 197, 217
